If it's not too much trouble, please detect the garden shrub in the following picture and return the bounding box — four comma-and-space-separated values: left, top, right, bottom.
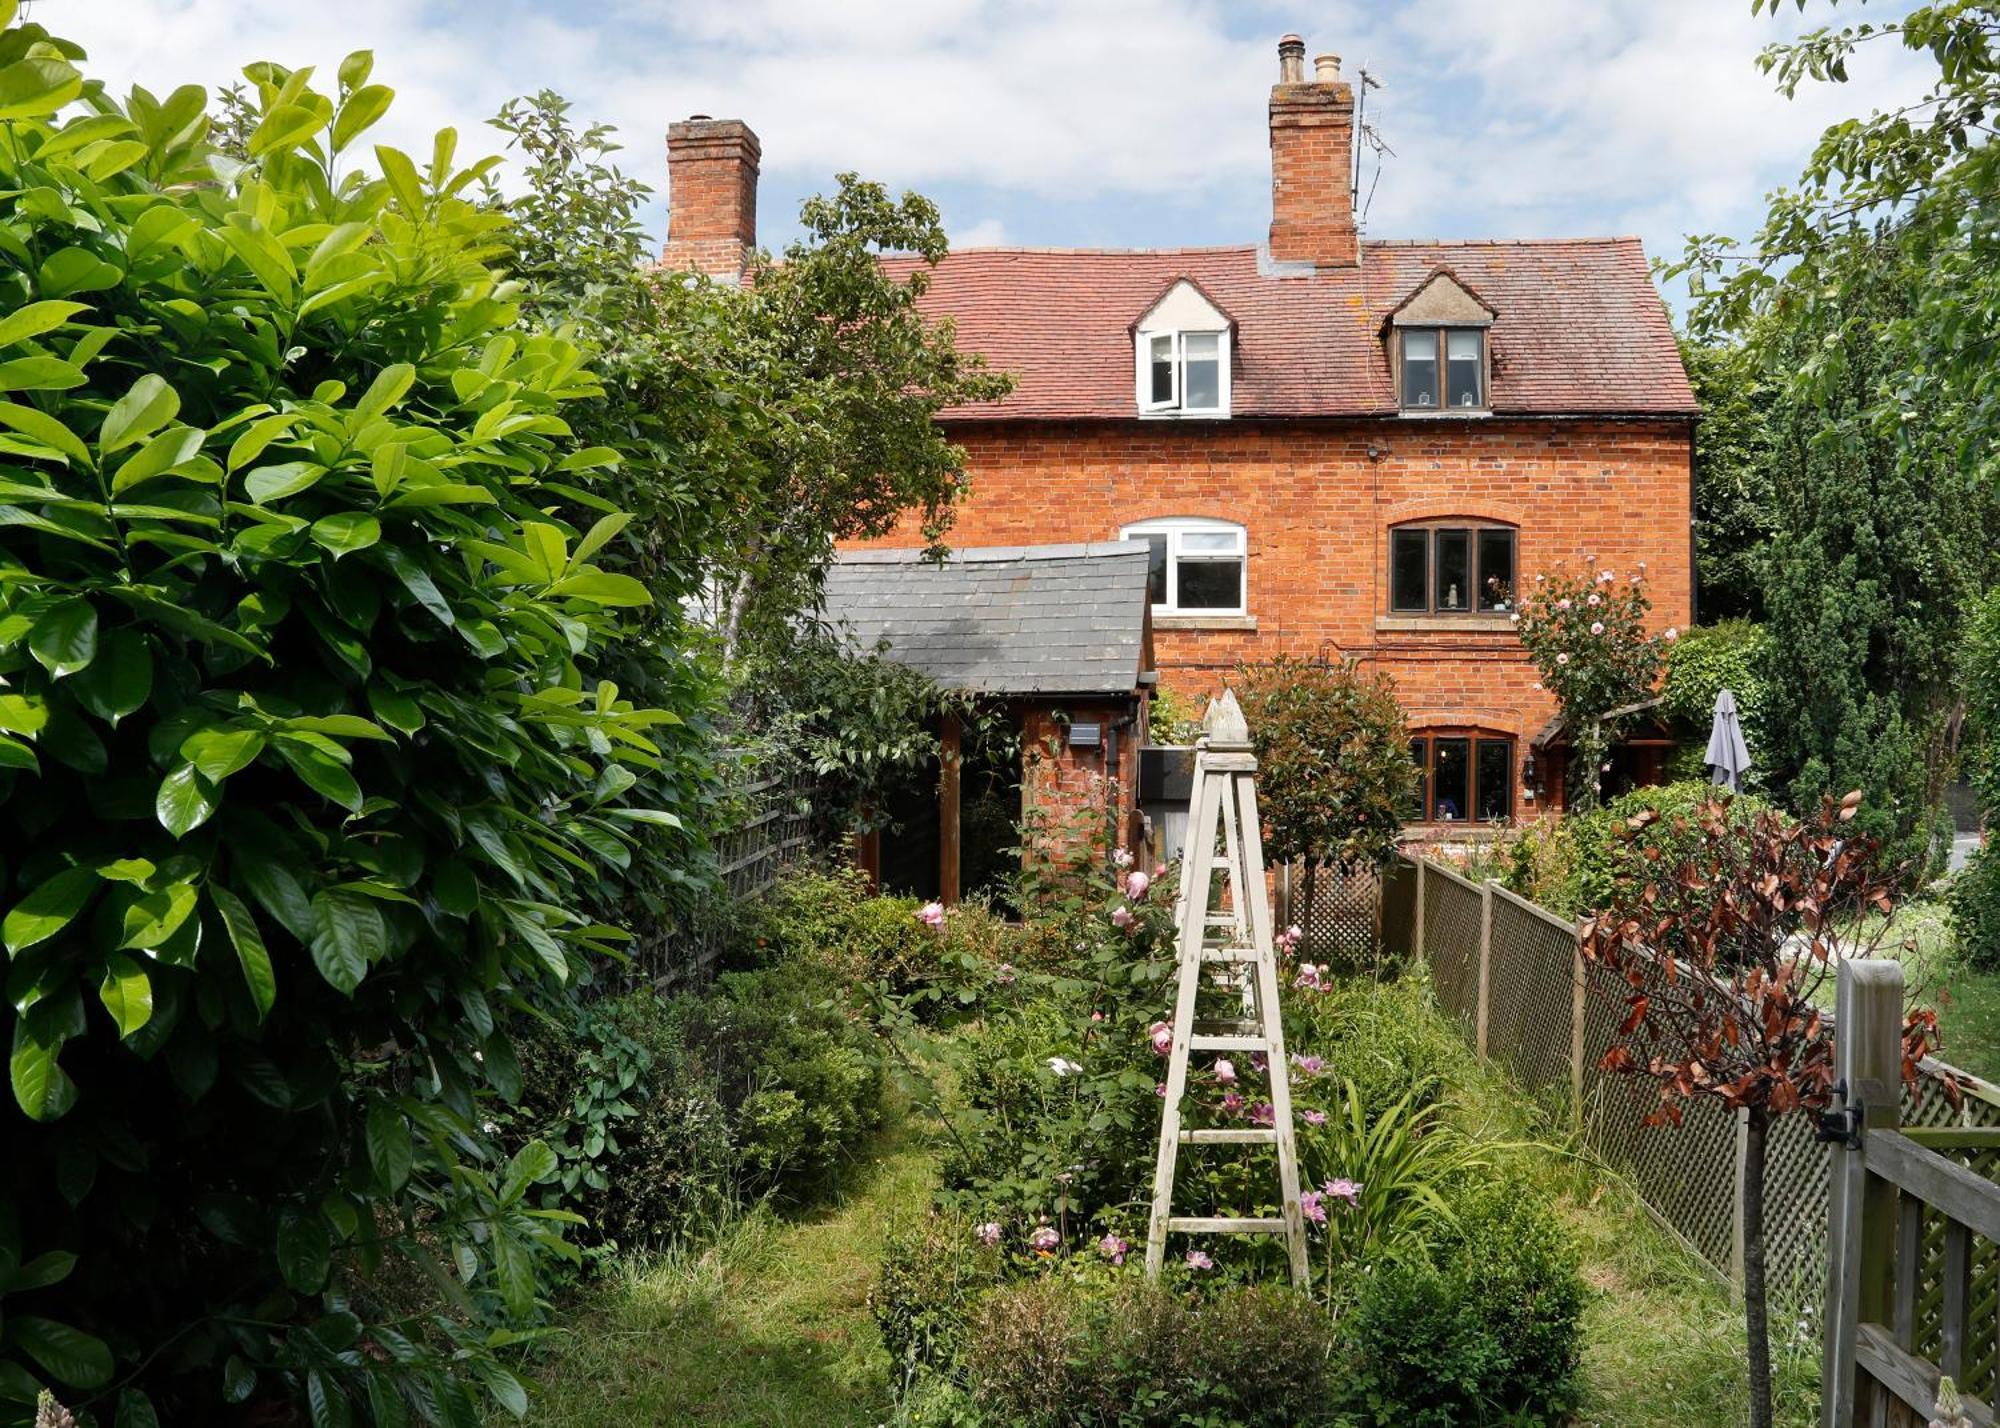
1533, 779, 1778, 918
1951, 843, 2000, 972
958, 1277, 1342, 1427
1339, 1182, 1585, 1427
741, 865, 929, 986
870, 1208, 1003, 1377
0, 24, 716, 1422
1661, 619, 1772, 763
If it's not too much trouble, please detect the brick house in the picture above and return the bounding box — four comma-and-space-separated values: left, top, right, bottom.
661, 34, 1698, 854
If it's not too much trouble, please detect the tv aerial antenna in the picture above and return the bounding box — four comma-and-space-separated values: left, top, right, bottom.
1352, 66, 1394, 231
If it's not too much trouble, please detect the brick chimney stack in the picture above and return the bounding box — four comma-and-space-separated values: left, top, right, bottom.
1268, 36, 1358, 268
661, 116, 760, 282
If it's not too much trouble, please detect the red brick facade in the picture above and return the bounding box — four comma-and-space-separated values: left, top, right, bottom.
1018, 702, 1147, 860
1269, 44, 1359, 268
852, 416, 1693, 823
660, 117, 759, 281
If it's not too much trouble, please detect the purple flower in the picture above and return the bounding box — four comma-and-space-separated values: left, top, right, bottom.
1250, 1052, 1268, 1074
916, 901, 945, 928
976, 1221, 1002, 1245
1301, 1108, 1328, 1126
1290, 1052, 1324, 1075
1185, 1250, 1214, 1271
1098, 1233, 1129, 1265
1299, 1189, 1327, 1225
1324, 1178, 1362, 1208
1248, 1102, 1275, 1127
1029, 1225, 1060, 1254
1155, 1082, 1169, 1097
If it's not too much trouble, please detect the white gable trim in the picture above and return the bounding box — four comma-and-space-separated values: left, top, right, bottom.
1135, 278, 1232, 335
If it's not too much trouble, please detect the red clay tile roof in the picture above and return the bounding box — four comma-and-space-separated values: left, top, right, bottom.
891, 239, 1696, 421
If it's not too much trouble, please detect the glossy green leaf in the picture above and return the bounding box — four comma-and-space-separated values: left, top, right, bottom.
72, 626, 152, 726
210, 884, 276, 1018
0, 299, 89, 349
276, 1210, 330, 1292
277, 739, 364, 811
10, 1249, 77, 1291
0, 400, 91, 465
99, 374, 180, 455
3, 866, 99, 954
243, 460, 324, 503
98, 953, 154, 1037
181, 727, 266, 782
38, 247, 123, 298
310, 512, 380, 558
0, 692, 45, 736
308, 889, 383, 994
9, 1023, 76, 1123
331, 83, 394, 151
111, 425, 207, 492
116, 882, 198, 951
155, 762, 220, 838
10, 1314, 111, 1389
366, 683, 425, 734
0, 56, 84, 122
355, 362, 415, 421
0, 355, 87, 390
29, 599, 97, 679
365, 1100, 412, 1192
248, 101, 328, 158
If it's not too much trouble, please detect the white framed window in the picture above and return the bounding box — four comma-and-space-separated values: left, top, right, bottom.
1120, 517, 1247, 615
1135, 329, 1230, 417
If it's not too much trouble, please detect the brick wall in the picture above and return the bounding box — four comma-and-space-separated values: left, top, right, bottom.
1269, 76, 1357, 267
1018, 701, 1144, 861
850, 416, 1693, 824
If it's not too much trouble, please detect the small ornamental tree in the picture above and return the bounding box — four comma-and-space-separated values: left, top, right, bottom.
1514, 563, 1674, 812
1234, 657, 1417, 929
1581, 790, 1948, 1428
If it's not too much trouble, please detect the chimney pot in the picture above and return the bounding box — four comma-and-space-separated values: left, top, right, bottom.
1277, 34, 1305, 84
1314, 54, 1341, 83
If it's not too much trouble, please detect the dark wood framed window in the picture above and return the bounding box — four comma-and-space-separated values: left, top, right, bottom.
1397, 326, 1487, 411
1407, 732, 1514, 824
1388, 523, 1516, 614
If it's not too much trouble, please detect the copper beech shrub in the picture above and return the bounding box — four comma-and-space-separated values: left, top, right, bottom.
1580, 788, 1951, 1428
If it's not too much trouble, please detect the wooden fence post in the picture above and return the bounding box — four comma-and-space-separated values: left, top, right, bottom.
1821, 958, 1905, 1428
1413, 859, 1426, 966
1569, 921, 1587, 1119
1475, 880, 1493, 1062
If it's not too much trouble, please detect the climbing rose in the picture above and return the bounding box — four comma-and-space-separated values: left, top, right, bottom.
1185, 1250, 1214, 1271
1664, 626, 1679, 641
1154, 863, 1168, 879
976, 1222, 1002, 1246
1598, 568, 1616, 583
1590, 621, 1605, 635
1325, 1178, 1362, 1207
1587, 592, 1602, 607
1098, 1233, 1130, 1266
1149, 1021, 1174, 1056
1029, 1226, 1060, 1253
1155, 1082, 1169, 1097
916, 901, 946, 928
1556, 597, 1571, 611
1110, 905, 1133, 929
1112, 846, 1134, 869
1299, 1188, 1327, 1225
1214, 1058, 1237, 1085
1125, 870, 1150, 900
1556, 652, 1570, 666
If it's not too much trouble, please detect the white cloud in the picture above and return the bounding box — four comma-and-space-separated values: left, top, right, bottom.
40, 0, 1939, 285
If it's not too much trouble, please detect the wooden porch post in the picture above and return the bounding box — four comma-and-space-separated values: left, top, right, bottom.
939, 710, 962, 905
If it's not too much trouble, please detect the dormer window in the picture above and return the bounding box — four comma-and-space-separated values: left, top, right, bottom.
1140, 331, 1228, 415
1387, 268, 1495, 415
1398, 327, 1485, 411
1132, 278, 1234, 418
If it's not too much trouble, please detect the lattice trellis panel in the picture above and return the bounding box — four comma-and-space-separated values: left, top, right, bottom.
1423, 869, 1485, 1035
1484, 895, 1577, 1099
1285, 861, 1381, 972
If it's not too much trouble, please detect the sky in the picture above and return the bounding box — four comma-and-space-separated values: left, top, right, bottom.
38, 0, 1936, 308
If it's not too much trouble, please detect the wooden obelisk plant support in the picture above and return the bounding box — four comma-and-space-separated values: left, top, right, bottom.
1145, 690, 1310, 1283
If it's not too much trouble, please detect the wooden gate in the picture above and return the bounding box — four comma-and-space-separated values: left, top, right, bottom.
1824, 960, 2000, 1426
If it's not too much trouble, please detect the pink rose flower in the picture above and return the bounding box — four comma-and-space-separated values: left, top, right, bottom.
1155, 1082, 1169, 1097
1149, 1021, 1174, 1056
1664, 626, 1679, 641
1556, 598, 1571, 611
1154, 863, 1168, 879
1185, 1250, 1213, 1271
1111, 905, 1133, 929
976, 1221, 1002, 1245
1587, 592, 1602, 607
1556, 652, 1570, 666
916, 901, 945, 928
1590, 621, 1605, 635
1213, 1058, 1237, 1085
1125, 870, 1150, 900
1112, 846, 1134, 869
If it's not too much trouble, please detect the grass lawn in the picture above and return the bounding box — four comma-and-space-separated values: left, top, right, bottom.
520, 1114, 932, 1426
1803, 898, 2000, 1085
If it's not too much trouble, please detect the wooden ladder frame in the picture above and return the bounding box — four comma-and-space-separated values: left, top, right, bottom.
1144, 691, 1309, 1284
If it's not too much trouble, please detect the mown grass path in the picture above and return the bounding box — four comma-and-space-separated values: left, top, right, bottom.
522, 1119, 930, 1426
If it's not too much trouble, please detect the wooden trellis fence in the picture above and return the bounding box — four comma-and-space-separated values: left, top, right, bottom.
1377, 853, 2000, 1303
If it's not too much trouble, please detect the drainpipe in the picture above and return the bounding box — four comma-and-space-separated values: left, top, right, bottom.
1107, 713, 1135, 855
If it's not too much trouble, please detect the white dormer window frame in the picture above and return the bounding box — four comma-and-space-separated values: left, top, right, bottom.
1119, 516, 1248, 616
1135, 328, 1231, 418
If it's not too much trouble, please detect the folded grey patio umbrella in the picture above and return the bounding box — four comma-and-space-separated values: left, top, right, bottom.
1705, 687, 1753, 792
